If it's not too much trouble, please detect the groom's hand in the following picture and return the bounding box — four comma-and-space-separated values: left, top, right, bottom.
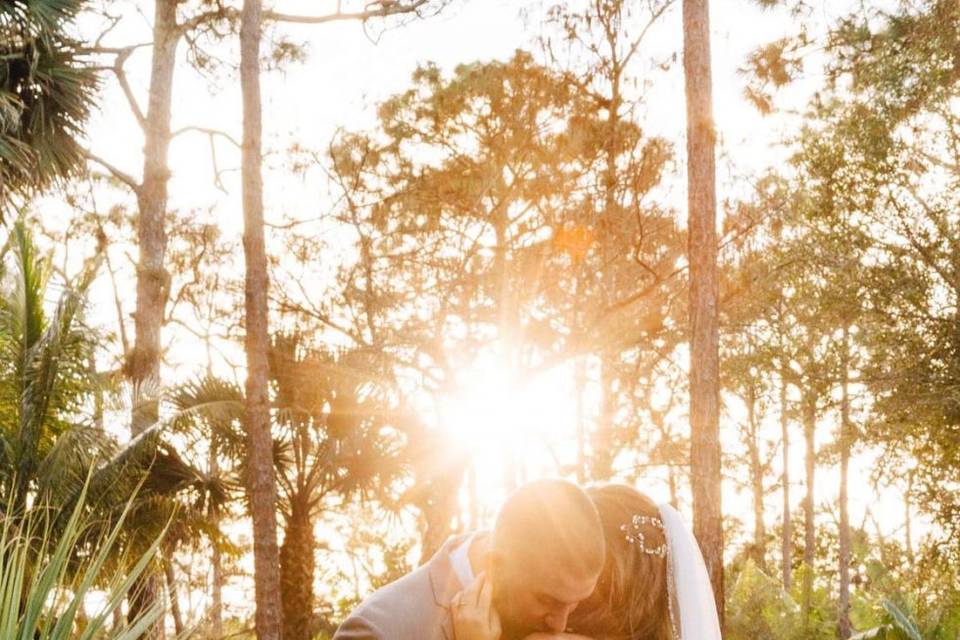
452, 572, 501, 640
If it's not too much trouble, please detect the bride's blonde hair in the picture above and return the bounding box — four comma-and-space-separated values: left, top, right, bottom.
568, 484, 673, 640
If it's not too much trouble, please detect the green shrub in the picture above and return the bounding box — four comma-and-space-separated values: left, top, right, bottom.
726, 560, 834, 640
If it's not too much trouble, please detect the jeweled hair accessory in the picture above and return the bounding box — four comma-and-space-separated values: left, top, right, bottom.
620, 514, 668, 557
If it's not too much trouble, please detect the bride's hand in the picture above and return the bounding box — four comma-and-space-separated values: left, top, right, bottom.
452, 572, 501, 640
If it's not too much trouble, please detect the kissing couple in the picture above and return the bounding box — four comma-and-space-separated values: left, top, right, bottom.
334, 479, 722, 640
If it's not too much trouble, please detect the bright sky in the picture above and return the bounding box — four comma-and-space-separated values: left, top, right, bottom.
60, 0, 926, 618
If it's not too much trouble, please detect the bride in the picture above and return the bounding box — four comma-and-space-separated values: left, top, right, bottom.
453, 484, 723, 640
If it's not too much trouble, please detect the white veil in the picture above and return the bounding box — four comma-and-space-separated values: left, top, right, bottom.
657, 503, 723, 640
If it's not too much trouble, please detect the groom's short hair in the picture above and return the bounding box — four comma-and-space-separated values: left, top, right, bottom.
492, 479, 604, 577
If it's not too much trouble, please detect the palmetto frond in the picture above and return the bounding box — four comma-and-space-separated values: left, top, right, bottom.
169, 374, 246, 460
0, 0, 98, 206
269, 332, 408, 515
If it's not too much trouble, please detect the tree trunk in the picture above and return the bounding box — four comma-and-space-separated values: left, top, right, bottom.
746, 383, 766, 569
418, 464, 465, 565
128, 571, 163, 639
575, 357, 586, 483
127, 4, 180, 633
280, 497, 317, 640
493, 207, 521, 491
467, 462, 478, 530
592, 357, 616, 479
780, 372, 792, 591
683, 0, 724, 621
91, 357, 104, 430
801, 390, 817, 626
240, 0, 284, 637
593, 64, 621, 483
209, 440, 224, 639
905, 470, 914, 563
130, 0, 178, 436
164, 556, 185, 636
838, 332, 852, 640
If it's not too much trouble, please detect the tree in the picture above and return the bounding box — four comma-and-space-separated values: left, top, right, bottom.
720, 174, 801, 591
86, 1, 456, 631
725, 105, 879, 633
0, 220, 214, 638
269, 334, 406, 640
722, 329, 776, 571
729, 176, 799, 594
239, 0, 283, 636
826, 0, 960, 551
308, 26, 680, 558
740, 197, 834, 630
127, 0, 179, 441
682, 0, 723, 618
778, 4, 960, 628
540, 0, 678, 481
109, 6, 182, 631
315, 50, 602, 537
169, 373, 245, 638
795, 119, 873, 640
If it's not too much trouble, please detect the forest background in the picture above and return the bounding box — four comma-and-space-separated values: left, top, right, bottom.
1, 0, 958, 639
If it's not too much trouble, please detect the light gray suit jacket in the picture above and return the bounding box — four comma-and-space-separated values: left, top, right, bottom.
333, 533, 471, 640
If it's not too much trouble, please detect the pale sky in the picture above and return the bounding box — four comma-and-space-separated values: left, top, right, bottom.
83, 0, 820, 223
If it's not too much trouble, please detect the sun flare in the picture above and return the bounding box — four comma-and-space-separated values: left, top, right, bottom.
436, 356, 583, 479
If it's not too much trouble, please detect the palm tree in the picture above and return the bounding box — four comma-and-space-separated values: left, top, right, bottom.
0, 0, 97, 204
170, 374, 246, 635
170, 336, 410, 640
0, 221, 108, 508
269, 334, 408, 640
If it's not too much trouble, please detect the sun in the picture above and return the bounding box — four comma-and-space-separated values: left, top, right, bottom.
439, 367, 525, 444
436, 355, 581, 468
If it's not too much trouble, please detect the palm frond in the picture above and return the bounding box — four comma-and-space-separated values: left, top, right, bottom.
0, 0, 98, 206
34, 424, 117, 504
5, 221, 102, 504
169, 375, 245, 454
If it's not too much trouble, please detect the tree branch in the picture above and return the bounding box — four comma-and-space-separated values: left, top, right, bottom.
172, 126, 242, 149
171, 127, 242, 193
267, 0, 431, 24
178, 0, 431, 33
83, 150, 142, 194
80, 43, 154, 55
93, 12, 123, 49
113, 48, 147, 130
81, 45, 152, 129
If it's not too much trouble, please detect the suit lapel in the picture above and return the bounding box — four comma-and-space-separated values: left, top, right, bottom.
428, 533, 474, 640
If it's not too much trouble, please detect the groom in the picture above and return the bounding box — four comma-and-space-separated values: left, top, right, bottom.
334, 479, 605, 640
